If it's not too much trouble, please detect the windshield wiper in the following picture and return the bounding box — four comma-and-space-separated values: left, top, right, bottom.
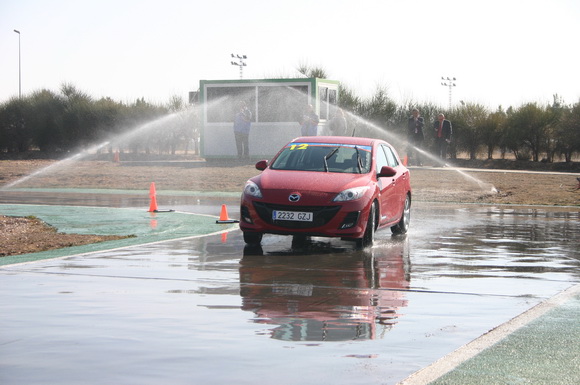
354, 146, 363, 173
323, 147, 339, 172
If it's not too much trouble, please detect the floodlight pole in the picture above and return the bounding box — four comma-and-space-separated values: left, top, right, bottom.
440, 76, 456, 110
14, 29, 21, 98
230, 53, 247, 79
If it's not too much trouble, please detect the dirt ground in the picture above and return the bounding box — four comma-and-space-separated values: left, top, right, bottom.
0, 159, 579, 257
0, 215, 131, 257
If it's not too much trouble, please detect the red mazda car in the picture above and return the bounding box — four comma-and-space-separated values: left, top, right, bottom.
239, 136, 411, 248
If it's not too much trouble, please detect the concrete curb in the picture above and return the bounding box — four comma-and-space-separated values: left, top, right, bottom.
398, 283, 580, 385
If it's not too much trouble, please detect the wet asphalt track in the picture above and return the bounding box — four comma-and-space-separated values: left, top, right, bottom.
1, 190, 579, 384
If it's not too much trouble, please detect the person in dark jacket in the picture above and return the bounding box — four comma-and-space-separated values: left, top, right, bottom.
233, 101, 252, 160
407, 108, 424, 165
433, 113, 452, 160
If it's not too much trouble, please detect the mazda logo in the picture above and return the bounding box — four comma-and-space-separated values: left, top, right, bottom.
288, 193, 301, 202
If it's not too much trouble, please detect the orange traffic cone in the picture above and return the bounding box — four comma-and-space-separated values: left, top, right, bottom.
147, 182, 174, 213
221, 232, 228, 243
216, 204, 239, 224
402, 155, 408, 166
148, 182, 158, 212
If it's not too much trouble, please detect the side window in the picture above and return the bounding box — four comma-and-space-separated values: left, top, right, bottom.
376, 145, 389, 173
383, 145, 399, 167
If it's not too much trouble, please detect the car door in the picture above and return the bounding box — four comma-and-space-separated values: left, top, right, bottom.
376, 144, 399, 225
382, 144, 408, 220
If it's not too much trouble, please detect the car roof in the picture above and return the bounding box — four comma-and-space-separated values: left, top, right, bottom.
291, 136, 382, 147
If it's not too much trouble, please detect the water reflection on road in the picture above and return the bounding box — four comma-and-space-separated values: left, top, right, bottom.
240, 240, 410, 341
1, 195, 579, 385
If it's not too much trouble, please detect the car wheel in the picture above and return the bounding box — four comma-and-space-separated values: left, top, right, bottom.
356, 201, 376, 249
391, 194, 411, 235
243, 231, 263, 245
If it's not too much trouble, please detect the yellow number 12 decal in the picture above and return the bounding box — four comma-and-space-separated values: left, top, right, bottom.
289, 143, 309, 150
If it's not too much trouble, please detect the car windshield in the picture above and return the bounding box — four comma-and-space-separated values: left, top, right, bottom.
270, 142, 372, 173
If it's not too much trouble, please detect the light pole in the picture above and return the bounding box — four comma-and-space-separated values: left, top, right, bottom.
440, 76, 456, 110
14, 29, 21, 98
230, 54, 247, 79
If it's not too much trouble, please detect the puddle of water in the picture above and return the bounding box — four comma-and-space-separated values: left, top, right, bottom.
1, 202, 579, 384
239, 244, 410, 342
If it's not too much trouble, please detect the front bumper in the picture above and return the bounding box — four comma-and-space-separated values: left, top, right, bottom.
239, 198, 369, 238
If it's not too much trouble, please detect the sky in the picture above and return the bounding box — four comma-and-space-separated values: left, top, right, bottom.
1, 0, 579, 109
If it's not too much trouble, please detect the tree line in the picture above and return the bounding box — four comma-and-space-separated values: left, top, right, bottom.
338, 86, 580, 163
1, 81, 579, 163
0, 84, 196, 158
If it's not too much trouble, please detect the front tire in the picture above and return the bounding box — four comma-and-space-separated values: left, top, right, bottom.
243, 231, 263, 245
391, 194, 411, 235
356, 201, 376, 249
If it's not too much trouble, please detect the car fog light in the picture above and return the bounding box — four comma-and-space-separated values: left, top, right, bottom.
339, 211, 360, 229
241, 206, 253, 224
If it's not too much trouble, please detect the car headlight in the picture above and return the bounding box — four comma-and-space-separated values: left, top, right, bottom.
333, 186, 369, 202
243, 181, 262, 198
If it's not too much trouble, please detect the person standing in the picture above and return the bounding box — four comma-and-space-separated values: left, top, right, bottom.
233, 101, 252, 160
329, 108, 348, 136
433, 113, 452, 160
407, 108, 424, 165
300, 104, 319, 136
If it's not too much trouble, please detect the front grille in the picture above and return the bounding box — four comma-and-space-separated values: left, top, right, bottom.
253, 202, 340, 229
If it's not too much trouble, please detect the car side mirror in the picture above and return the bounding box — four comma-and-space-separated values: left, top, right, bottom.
378, 166, 397, 177
255, 160, 268, 171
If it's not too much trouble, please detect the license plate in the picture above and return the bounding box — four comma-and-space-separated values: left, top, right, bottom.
273, 210, 313, 222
